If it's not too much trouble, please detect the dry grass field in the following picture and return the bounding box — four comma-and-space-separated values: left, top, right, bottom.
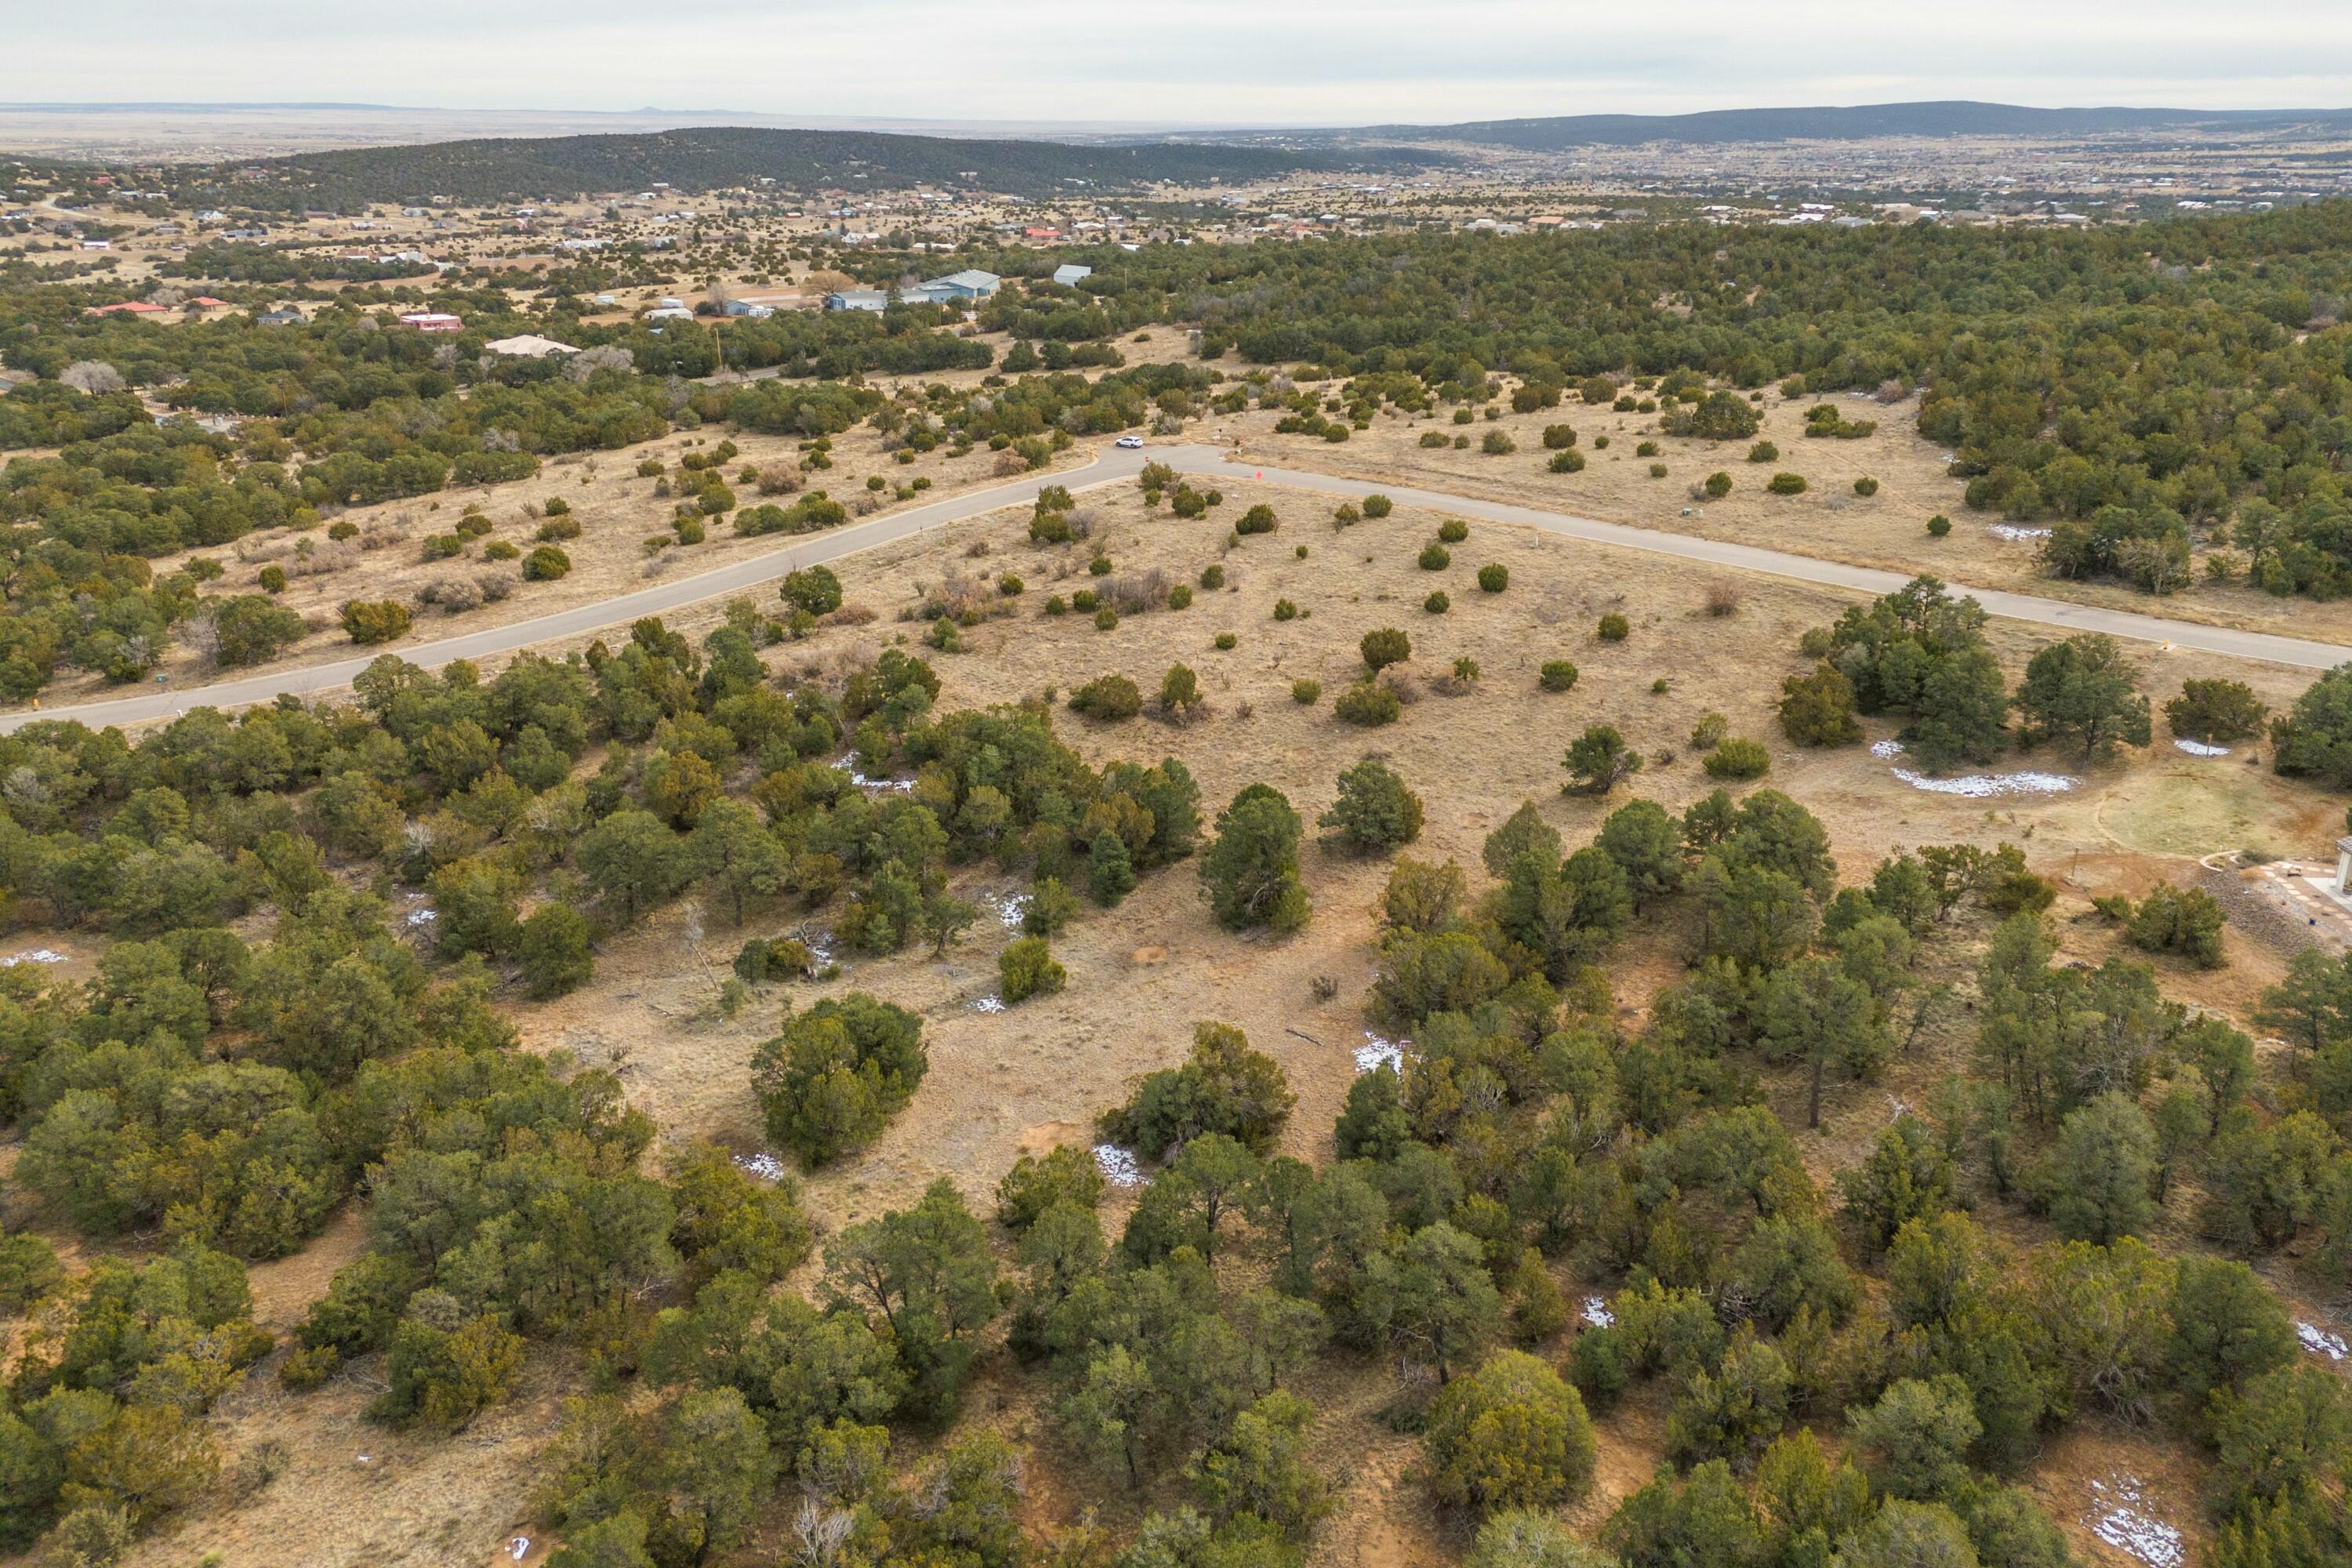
80, 468, 2349, 1568
1213, 381, 2352, 648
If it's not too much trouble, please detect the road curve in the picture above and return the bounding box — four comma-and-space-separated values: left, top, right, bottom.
6, 441, 2345, 734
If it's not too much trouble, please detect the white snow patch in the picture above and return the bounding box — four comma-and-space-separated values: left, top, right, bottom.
985, 891, 1030, 931
1988, 524, 2053, 542
832, 759, 915, 793
2173, 738, 2230, 757
972, 995, 1007, 1014
1354, 1032, 1409, 1073
2297, 1319, 2349, 1361
1582, 1296, 1615, 1328
1093, 1144, 1142, 1187
732, 1152, 789, 1183
403, 906, 437, 929
1872, 739, 2077, 798
2086, 1475, 2183, 1568
0, 948, 67, 966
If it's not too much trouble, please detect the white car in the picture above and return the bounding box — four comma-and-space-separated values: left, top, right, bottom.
1114, 435, 1145, 448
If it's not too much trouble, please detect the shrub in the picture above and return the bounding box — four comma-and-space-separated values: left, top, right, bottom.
1094, 606, 1119, 631
2165, 678, 2267, 744
1334, 503, 1359, 526
543, 496, 570, 515
1336, 682, 1403, 727
341, 599, 412, 644
523, 545, 572, 580
1105, 1020, 1294, 1158
1539, 661, 1579, 693
537, 514, 582, 541
1426, 1350, 1597, 1514
1767, 473, 1808, 495
1548, 449, 1586, 474
1421, 430, 1452, 448
1439, 518, 1469, 543
1690, 712, 1728, 750
1361, 627, 1412, 670
1425, 591, 1450, 615
999, 937, 1065, 1004
519, 905, 595, 998
1704, 738, 1772, 779
484, 540, 520, 561
258, 564, 288, 594
1542, 424, 1578, 449
1748, 441, 1778, 463
1168, 584, 1194, 609
1200, 564, 1225, 590
210, 595, 307, 666
1853, 477, 1880, 497
1472, 564, 1508, 595
1283, 680, 1320, 708
927, 616, 964, 652
637, 458, 665, 477
1072, 590, 1098, 612
1363, 494, 1393, 517
1704, 471, 1733, 498
1236, 505, 1278, 535
1927, 514, 1952, 537
1778, 663, 1863, 746
1321, 758, 1424, 851
998, 573, 1025, 597
1273, 597, 1298, 621
1481, 430, 1515, 455
751, 994, 927, 1166
1214, 632, 1238, 651
1420, 543, 1452, 571
1637, 440, 1660, 457
1597, 613, 1629, 641
1069, 674, 1143, 720
780, 564, 844, 615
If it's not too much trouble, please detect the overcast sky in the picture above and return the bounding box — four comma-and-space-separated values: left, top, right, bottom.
17, 1, 2352, 127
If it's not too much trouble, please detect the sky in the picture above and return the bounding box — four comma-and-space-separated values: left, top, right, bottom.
15, 0, 2352, 128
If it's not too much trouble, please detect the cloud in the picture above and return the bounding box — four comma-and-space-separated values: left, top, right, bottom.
17, 1, 2352, 125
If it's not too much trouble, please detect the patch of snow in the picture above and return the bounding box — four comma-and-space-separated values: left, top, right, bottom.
2086, 1475, 2183, 1568
831, 758, 915, 793
1871, 739, 2077, 798
984, 891, 1030, 931
1987, 524, 2053, 542
1354, 1031, 1409, 1073
2297, 1319, 2349, 1361
403, 906, 437, 929
2173, 738, 2230, 757
0, 948, 67, 966
1582, 1297, 1615, 1328
732, 1152, 788, 1183
1093, 1143, 1142, 1187
972, 995, 1007, 1014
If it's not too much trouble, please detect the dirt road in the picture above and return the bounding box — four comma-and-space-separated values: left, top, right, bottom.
8, 441, 2345, 733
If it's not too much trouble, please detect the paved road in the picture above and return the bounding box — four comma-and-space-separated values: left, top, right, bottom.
8, 441, 2345, 734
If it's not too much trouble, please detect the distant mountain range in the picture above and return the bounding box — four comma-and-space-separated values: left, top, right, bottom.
1338, 100, 2352, 151
160, 125, 1448, 208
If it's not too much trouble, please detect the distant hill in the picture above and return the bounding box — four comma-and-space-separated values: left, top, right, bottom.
1345, 100, 2352, 151
167, 125, 1446, 209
